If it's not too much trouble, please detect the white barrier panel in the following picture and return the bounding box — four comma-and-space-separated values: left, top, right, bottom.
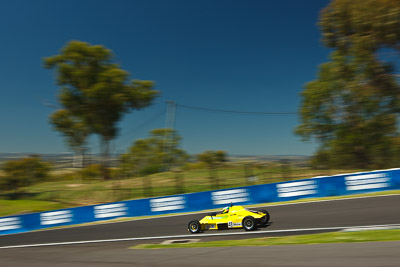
0, 217, 21, 231
94, 203, 128, 219
40, 210, 73, 225
345, 173, 391, 191
277, 180, 318, 198
150, 196, 186, 212
211, 189, 250, 205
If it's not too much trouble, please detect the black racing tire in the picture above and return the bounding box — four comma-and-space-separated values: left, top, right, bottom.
259, 209, 270, 226
242, 216, 257, 231
188, 220, 201, 233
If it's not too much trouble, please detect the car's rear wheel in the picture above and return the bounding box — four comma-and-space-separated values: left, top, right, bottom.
259, 209, 270, 226
242, 216, 257, 231
188, 220, 201, 233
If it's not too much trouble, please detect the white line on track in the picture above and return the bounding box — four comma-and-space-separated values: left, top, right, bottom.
250, 193, 400, 208
1, 223, 400, 249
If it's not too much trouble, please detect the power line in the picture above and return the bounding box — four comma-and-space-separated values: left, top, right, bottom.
176, 103, 297, 115
117, 108, 166, 146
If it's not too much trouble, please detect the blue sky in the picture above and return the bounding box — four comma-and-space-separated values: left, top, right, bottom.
0, 0, 330, 156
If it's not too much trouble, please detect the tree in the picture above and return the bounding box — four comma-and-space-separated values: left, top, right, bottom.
297, 52, 399, 169
120, 128, 187, 197
319, 0, 400, 108
197, 150, 227, 166
0, 156, 51, 198
215, 151, 227, 163
320, 0, 400, 54
120, 128, 187, 176
44, 41, 159, 178
296, 0, 400, 169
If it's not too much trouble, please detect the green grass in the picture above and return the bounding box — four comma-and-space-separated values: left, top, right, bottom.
0, 200, 66, 216
132, 229, 400, 249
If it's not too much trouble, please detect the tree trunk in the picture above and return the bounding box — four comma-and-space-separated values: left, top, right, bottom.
73, 148, 85, 181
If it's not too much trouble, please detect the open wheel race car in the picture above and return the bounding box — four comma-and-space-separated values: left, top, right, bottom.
188, 204, 270, 233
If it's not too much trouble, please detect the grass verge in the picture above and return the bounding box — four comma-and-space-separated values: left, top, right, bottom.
132, 229, 400, 249
0, 200, 65, 217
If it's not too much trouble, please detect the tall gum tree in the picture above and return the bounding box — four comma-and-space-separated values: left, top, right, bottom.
45, 41, 159, 178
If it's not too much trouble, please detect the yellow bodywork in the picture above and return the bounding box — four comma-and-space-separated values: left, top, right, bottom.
199, 205, 265, 230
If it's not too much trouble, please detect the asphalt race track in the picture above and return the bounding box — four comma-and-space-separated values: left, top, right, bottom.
0, 241, 399, 267
0, 194, 399, 266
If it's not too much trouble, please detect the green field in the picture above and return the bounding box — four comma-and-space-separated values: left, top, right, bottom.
133, 229, 400, 249
0, 200, 65, 217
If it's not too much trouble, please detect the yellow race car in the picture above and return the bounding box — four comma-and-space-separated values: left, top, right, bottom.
188, 205, 270, 233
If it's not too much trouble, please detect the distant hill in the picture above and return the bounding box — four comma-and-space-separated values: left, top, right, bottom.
0, 153, 75, 169
0, 152, 310, 168
228, 154, 310, 162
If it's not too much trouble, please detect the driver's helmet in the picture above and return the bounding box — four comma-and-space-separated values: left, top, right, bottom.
222, 206, 230, 214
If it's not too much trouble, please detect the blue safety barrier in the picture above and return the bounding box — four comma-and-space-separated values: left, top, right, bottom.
1, 168, 399, 235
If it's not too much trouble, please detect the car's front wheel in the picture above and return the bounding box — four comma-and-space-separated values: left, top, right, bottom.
188, 220, 201, 233
242, 216, 257, 231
